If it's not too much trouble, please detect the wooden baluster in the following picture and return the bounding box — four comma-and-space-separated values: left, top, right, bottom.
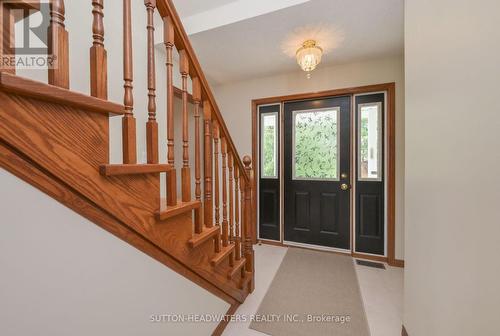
122, 0, 136, 164
243, 156, 255, 293
228, 151, 234, 244
234, 167, 241, 260
90, 0, 107, 99
145, 0, 158, 164
179, 50, 191, 202
203, 102, 213, 229
221, 137, 229, 248
2, 5, 15, 74
48, 0, 69, 88
213, 121, 221, 253
193, 77, 202, 234
193, 78, 202, 201
163, 16, 177, 205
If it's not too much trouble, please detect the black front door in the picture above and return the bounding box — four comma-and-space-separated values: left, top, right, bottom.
284, 96, 351, 249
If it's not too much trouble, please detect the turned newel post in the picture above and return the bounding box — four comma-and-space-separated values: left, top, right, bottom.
90, 0, 107, 99
243, 155, 255, 293
48, 0, 69, 88
234, 167, 241, 260
122, 0, 136, 164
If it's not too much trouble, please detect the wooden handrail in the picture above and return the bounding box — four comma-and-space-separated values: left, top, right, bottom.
1, 0, 255, 303
156, 0, 250, 184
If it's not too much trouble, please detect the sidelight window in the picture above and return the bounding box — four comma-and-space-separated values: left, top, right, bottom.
260, 112, 278, 178
358, 102, 382, 181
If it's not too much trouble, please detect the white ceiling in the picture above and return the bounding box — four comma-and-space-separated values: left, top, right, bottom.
173, 0, 404, 85
173, 0, 238, 18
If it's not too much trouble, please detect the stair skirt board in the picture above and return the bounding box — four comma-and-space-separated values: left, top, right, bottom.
0, 95, 250, 305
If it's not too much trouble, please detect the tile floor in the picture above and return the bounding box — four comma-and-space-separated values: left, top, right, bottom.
222, 244, 404, 336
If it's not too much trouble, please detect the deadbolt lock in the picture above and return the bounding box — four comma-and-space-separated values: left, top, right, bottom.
341, 173, 348, 179
340, 183, 350, 191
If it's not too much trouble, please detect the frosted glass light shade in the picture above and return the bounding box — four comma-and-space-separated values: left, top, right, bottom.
296, 40, 323, 72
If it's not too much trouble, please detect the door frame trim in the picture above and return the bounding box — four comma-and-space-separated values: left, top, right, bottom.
251, 82, 398, 266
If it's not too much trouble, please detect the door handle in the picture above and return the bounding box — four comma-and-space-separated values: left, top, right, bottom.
340, 183, 350, 191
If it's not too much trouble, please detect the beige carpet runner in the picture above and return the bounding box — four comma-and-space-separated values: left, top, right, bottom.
250, 248, 370, 336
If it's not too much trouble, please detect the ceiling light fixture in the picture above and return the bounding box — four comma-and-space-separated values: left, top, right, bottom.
296, 40, 323, 77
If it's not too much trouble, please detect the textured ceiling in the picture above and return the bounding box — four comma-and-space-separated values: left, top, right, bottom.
174, 0, 404, 85
172, 0, 238, 18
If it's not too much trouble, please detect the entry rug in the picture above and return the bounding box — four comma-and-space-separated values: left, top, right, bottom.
249, 248, 370, 336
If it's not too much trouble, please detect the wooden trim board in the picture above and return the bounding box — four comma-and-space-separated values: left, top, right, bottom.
0, 72, 125, 115
211, 302, 240, 336
258, 240, 398, 266
252, 83, 402, 267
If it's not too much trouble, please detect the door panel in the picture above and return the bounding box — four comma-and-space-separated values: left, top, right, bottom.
258, 104, 280, 241
260, 188, 279, 231
355, 93, 385, 255
320, 192, 339, 234
294, 192, 311, 230
284, 97, 351, 249
359, 194, 382, 237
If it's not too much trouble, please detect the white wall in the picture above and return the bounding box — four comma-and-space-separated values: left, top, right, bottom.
213, 56, 405, 259
0, 170, 229, 336
404, 0, 500, 335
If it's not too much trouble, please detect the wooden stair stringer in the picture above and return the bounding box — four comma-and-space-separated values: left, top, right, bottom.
152, 213, 247, 302
0, 140, 238, 305
0, 92, 249, 303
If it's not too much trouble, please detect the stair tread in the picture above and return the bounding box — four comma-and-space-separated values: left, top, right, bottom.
100, 164, 173, 176
211, 243, 235, 267
188, 226, 219, 248
239, 271, 253, 289
228, 258, 247, 279
156, 199, 201, 221
6, 1, 40, 11
0, 73, 125, 116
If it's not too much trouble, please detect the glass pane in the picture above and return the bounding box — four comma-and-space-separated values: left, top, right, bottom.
293, 108, 339, 180
261, 113, 277, 178
359, 103, 382, 180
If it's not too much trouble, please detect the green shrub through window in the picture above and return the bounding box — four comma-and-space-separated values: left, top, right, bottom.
293, 109, 338, 179
261, 114, 277, 177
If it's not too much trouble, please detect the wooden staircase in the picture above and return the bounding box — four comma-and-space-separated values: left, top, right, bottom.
0, 0, 255, 312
